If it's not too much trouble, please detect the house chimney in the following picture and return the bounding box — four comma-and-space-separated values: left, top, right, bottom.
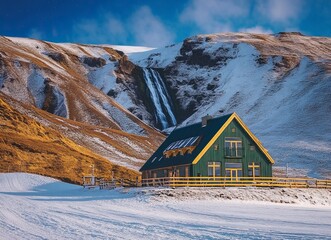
201, 114, 212, 127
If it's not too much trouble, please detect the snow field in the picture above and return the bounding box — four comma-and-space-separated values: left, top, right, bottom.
1, 173, 330, 240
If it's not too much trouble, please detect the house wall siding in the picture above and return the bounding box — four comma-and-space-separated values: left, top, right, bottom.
142, 164, 192, 178
192, 120, 272, 177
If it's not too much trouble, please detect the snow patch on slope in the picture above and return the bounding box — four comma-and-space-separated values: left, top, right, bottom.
7, 37, 70, 77
51, 86, 68, 118
87, 61, 117, 94
27, 67, 45, 108
130, 43, 182, 68
90, 137, 144, 164
90, 99, 146, 135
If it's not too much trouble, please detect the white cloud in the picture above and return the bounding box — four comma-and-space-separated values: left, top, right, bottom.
106, 17, 126, 37
129, 6, 175, 47
180, 0, 249, 33
28, 29, 44, 40
72, 7, 174, 47
239, 26, 273, 34
257, 0, 303, 23
73, 16, 128, 44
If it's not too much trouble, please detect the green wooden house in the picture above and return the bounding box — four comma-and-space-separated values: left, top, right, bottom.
140, 113, 274, 181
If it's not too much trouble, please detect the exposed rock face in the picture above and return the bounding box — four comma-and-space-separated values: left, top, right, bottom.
44, 52, 66, 63
178, 38, 236, 67
82, 56, 106, 68
42, 79, 67, 118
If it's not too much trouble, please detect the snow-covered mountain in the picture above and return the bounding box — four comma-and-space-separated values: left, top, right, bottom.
128, 32, 331, 178
0, 32, 330, 178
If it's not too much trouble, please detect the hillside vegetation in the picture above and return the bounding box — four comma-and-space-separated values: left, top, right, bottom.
0, 95, 140, 183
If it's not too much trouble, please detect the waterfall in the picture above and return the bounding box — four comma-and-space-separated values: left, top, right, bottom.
142, 68, 177, 129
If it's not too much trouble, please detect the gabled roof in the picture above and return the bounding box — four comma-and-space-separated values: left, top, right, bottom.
140, 112, 274, 172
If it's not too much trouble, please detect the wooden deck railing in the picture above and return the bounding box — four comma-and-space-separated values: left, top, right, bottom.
141, 176, 331, 188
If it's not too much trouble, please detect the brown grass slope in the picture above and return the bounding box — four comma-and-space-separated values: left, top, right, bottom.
0, 95, 140, 184
1, 92, 164, 170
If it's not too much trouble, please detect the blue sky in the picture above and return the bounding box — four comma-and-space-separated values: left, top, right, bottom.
1, 0, 331, 47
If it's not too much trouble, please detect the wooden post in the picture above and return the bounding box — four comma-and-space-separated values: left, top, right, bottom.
286, 163, 288, 177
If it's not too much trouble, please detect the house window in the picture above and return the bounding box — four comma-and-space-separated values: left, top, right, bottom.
179, 166, 186, 177
164, 169, 169, 177
156, 169, 165, 178
250, 145, 255, 151
163, 136, 200, 157
214, 144, 219, 151
225, 162, 242, 181
224, 137, 242, 157
208, 162, 221, 177
231, 128, 236, 133
248, 162, 260, 178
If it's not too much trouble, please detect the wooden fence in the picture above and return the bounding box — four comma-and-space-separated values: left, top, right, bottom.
141, 176, 331, 189
83, 177, 139, 189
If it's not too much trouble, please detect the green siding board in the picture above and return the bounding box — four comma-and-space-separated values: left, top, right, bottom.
192, 119, 272, 177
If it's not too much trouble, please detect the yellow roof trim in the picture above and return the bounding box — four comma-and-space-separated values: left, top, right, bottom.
232, 113, 275, 164
192, 112, 275, 165
192, 114, 235, 164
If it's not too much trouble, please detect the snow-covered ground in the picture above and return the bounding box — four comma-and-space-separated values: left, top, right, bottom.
1, 173, 331, 239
